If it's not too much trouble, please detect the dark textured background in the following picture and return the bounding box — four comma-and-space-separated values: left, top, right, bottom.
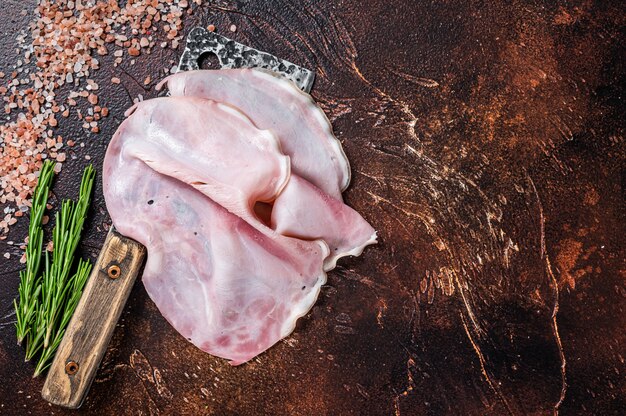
1, 1, 624, 415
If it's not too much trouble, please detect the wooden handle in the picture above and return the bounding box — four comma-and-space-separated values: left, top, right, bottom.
41, 229, 146, 409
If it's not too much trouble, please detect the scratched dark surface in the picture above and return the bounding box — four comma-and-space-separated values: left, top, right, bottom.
1, 1, 624, 415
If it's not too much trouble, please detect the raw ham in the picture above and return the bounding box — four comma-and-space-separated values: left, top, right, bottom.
121, 96, 289, 218
158, 68, 350, 200
159, 69, 377, 268
103, 113, 328, 365
104, 69, 376, 364
271, 175, 377, 271
123, 93, 376, 270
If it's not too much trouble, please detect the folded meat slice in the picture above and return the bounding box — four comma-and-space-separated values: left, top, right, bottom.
271, 175, 377, 270
159, 70, 376, 268
158, 68, 350, 200
103, 118, 328, 365
122, 96, 289, 218
120, 97, 375, 270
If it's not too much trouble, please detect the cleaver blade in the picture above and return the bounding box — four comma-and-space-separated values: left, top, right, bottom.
178, 27, 315, 92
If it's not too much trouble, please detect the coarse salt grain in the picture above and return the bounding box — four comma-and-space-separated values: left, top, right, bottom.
1, 0, 199, 236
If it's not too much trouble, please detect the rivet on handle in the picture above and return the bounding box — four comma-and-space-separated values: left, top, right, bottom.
107, 264, 121, 279
65, 361, 79, 375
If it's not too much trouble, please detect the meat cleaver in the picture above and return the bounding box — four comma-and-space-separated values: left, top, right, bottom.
41, 27, 315, 408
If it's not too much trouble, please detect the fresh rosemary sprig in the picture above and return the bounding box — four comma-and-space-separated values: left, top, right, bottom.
14, 160, 55, 346
15, 164, 95, 377
32, 165, 95, 376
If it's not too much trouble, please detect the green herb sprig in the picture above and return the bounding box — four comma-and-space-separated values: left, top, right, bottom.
14, 160, 55, 346
14, 163, 95, 377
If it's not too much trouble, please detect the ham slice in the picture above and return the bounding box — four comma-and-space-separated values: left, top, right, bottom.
159, 69, 377, 268
121, 96, 289, 218
271, 175, 377, 271
103, 71, 376, 364
158, 68, 350, 200
103, 108, 328, 365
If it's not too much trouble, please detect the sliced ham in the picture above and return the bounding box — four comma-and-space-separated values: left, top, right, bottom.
271, 175, 377, 271
159, 69, 377, 268
158, 68, 350, 200
103, 114, 328, 365
121, 96, 289, 218
103, 70, 376, 365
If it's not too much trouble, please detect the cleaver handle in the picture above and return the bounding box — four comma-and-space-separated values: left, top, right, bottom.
41, 228, 146, 409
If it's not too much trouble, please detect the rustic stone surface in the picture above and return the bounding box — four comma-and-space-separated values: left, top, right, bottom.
0, 1, 624, 415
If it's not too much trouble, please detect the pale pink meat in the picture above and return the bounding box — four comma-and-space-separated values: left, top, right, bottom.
121, 96, 289, 218
104, 72, 376, 365
160, 69, 377, 268
159, 68, 350, 200
103, 109, 328, 365
271, 175, 377, 271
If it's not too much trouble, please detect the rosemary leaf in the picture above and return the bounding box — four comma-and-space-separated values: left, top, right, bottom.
33, 259, 92, 377
14, 161, 55, 346
34, 164, 95, 375
16, 163, 95, 376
